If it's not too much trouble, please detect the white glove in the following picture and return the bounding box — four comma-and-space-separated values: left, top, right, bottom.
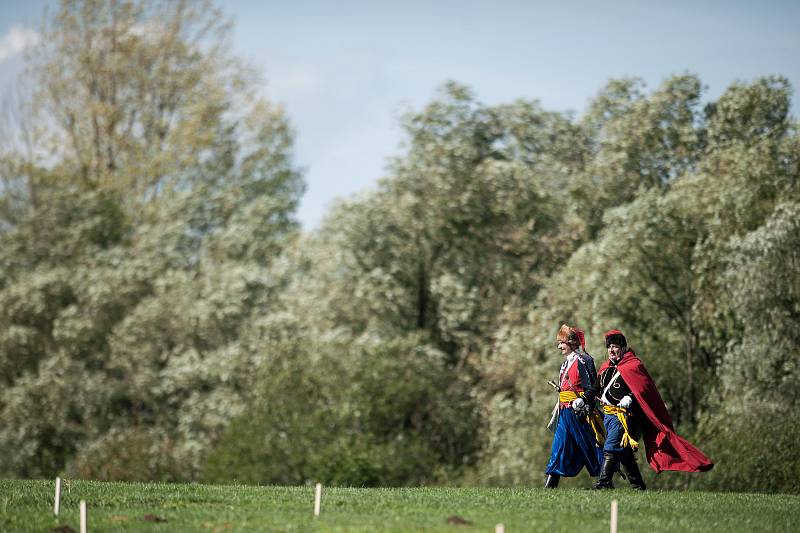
571, 398, 586, 410
618, 395, 632, 409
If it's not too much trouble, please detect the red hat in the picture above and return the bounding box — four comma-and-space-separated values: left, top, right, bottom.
604, 329, 627, 348
557, 324, 585, 350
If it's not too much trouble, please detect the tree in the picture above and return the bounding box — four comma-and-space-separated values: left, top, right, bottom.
204, 333, 479, 486
0, 0, 303, 479
576, 75, 704, 237
474, 75, 799, 489
312, 83, 581, 366
693, 202, 800, 493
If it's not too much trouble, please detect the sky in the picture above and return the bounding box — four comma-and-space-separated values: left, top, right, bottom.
1, 0, 799, 229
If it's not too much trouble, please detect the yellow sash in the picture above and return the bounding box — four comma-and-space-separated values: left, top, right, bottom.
558, 391, 606, 446
558, 391, 578, 403
602, 404, 639, 450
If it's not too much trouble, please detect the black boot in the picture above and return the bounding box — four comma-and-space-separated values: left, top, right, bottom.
593, 452, 617, 489
544, 474, 560, 488
620, 449, 646, 490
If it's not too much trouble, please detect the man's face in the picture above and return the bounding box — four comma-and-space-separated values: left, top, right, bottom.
607, 343, 623, 361
557, 341, 571, 356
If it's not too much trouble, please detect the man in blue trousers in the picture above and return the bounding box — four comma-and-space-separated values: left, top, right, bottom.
543, 324, 604, 488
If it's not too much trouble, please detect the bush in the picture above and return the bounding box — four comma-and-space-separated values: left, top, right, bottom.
203, 333, 480, 486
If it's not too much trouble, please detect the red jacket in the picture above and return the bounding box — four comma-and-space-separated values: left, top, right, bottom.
599, 350, 714, 473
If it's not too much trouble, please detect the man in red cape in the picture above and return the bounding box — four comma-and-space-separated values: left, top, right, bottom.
583, 329, 713, 489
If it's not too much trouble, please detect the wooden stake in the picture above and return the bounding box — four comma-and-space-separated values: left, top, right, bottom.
80, 500, 87, 533
54, 477, 61, 516
610, 499, 618, 533
314, 483, 322, 517
495, 524, 505, 533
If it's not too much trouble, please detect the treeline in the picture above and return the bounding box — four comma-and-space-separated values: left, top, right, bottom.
1, 0, 798, 492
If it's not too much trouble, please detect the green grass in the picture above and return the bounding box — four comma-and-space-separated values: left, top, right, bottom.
1, 480, 798, 532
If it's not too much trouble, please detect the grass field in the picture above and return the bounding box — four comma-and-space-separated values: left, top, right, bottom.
1, 480, 798, 532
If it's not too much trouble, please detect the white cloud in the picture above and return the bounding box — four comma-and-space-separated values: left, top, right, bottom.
0, 26, 39, 63
268, 63, 322, 100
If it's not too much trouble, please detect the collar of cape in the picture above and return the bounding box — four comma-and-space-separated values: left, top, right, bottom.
599, 349, 636, 373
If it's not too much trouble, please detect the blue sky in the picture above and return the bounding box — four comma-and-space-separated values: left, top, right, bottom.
1, 0, 799, 229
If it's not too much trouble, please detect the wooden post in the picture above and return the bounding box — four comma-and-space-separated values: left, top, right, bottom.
54, 477, 61, 516
314, 483, 322, 517
80, 500, 87, 533
610, 499, 618, 533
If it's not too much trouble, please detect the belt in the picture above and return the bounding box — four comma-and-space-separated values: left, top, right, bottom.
602, 404, 639, 450
558, 391, 605, 446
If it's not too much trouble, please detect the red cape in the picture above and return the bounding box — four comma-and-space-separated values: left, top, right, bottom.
599, 350, 714, 473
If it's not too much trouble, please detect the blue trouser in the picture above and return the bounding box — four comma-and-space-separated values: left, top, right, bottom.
603, 413, 626, 454
545, 408, 603, 477
599, 412, 647, 489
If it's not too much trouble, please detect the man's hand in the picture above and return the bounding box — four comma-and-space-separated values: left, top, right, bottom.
571, 398, 585, 410
618, 395, 632, 409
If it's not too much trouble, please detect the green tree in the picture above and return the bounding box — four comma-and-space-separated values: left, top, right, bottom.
475, 75, 799, 490
205, 333, 479, 486
0, 0, 303, 479
693, 202, 800, 493
313, 83, 582, 363
577, 74, 704, 237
